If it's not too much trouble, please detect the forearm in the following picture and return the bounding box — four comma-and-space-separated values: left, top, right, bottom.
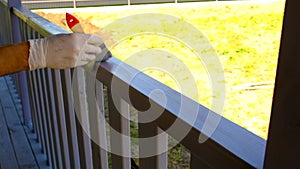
0, 33, 103, 76
0, 42, 30, 76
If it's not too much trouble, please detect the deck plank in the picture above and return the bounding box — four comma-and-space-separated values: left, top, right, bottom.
4, 76, 51, 169
0, 77, 38, 169
0, 103, 19, 169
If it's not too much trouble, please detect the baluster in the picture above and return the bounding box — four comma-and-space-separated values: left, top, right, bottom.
36, 69, 53, 167
31, 71, 45, 153
41, 70, 57, 168
85, 68, 109, 169
51, 69, 72, 169
72, 67, 93, 169
26, 71, 38, 136
61, 69, 81, 169
138, 118, 167, 169
107, 89, 131, 169
47, 69, 63, 168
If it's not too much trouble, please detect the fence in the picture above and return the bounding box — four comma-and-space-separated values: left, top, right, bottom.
0, 0, 267, 168
21, 0, 229, 9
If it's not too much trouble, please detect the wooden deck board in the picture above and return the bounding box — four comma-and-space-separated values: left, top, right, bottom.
0, 103, 20, 169
0, 76, 38, 169
0, 76, 50, 169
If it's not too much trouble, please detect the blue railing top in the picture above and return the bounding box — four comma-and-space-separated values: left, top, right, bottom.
13, 6, 68, 37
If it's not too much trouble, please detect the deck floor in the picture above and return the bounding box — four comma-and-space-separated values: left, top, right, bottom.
0, 76, 50, 169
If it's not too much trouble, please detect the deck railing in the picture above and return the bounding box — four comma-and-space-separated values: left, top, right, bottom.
1, 0, 267, 168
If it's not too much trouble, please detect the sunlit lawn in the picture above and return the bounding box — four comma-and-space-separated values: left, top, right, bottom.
35, 0, 285, 139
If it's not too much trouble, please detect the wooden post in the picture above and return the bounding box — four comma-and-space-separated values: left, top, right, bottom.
264, 0, 300, 168
8, 0, 32, 127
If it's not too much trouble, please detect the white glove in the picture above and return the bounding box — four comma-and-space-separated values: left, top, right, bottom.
28, 33, 103, 70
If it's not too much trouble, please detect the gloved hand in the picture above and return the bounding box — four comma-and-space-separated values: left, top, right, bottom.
28, 33, 103, 70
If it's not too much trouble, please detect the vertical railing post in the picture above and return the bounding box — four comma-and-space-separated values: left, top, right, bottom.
8, 0, 32, 127
107, 90, 131, 169
73, 68, 93, 169
61, 69, 81, 169
264, 0, 300, 168
73, 0, 76, 8
138, 119, 167, 169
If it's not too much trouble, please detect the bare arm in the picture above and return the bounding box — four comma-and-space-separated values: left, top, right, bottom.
0, 42, 30, 76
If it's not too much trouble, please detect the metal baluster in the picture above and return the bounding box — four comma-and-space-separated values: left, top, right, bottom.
61, 69, 81, 169
36, 69, 53, 167
86, 69, 109, 169
73, 68, 93, 169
